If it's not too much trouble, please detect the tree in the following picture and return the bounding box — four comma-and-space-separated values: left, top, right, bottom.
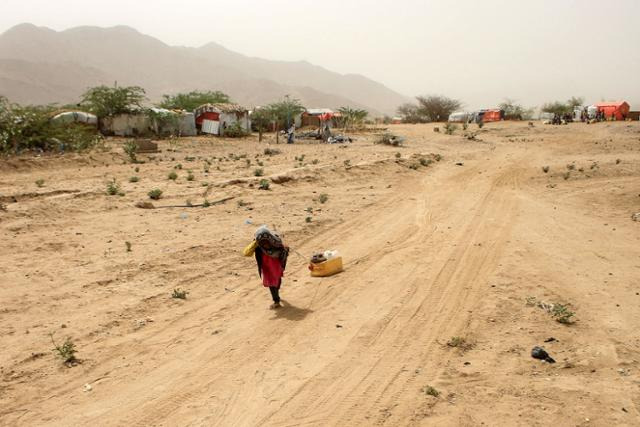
80, 85, 146, 118
251, 107, 274, 142
416, 95, 462, 122
268, 97, 305, 129
499, 98, 535, 120
541, 96, 584, 117
159, 90, 230, 112
567, 96, 585, 110
337, 106, 368, 130
396, 103, 426, 124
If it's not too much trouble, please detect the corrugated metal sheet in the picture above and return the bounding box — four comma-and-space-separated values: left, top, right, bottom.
202, 119, 220, 135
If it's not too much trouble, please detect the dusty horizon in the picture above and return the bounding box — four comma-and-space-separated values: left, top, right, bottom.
1, 0, 640, 110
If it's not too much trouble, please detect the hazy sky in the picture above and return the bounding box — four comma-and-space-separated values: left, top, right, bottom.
2, 0, 640, 109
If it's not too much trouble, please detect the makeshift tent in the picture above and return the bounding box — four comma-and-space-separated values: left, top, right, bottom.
51, 111, 98, 126
448, 112, 470, 123
148, 108, 197, 136
595, 101, 630, 120
482, 109, 503, 122
302, 109, 337, 127
194, 103, 250, 136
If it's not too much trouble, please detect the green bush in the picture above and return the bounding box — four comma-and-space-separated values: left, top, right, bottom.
148, 189, 163, 200
0, 99, 100, 154
168, 171, 178, 180
224, 122, 249, 138
258, 179, 270, 190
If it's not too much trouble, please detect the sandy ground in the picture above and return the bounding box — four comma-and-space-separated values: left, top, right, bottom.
1, 122, 639, 426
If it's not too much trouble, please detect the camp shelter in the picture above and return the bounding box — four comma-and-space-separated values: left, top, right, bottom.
51, 111, 98, 127
100, 114, 151, 137
148, 108, 197, 137
481, 109, 503, 122
595, 101, 630, 121
302, 109, 339, 128
194, 103, 251, 136
448, 112, 470, 123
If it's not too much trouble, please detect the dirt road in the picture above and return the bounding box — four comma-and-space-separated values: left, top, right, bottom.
1, 123, 639, 426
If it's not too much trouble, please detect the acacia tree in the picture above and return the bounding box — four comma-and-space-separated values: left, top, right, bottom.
396, 103, 426, 124
269, 98, 306, 133
499, 98, 535, 120
159, 90, 230, 111
416, 95, 462, 122
80, 85, 146, 118
541, 96, 585, 116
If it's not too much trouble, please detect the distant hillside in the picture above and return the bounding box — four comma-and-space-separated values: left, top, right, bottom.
0, 23, 409, 115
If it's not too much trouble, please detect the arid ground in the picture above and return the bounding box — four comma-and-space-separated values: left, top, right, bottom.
1, 122, 639, 426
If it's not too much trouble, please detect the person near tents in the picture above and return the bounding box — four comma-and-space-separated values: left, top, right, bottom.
246, 226, 289, 309
322, 123, 332, 142
287, 125, 295, 144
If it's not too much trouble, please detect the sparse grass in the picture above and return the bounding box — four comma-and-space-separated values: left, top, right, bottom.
134, 166, 140, 173
566, 163, 575, 171
409, 163, 419, 170
125, 241, 132, 252
50, 333, 77, 365
35, 179, 45, 188
168, 171, 178, 180
563, 171, 571, 180
312, 159, 319, 165
264, 148, 281, 156
186, 171, 195, 181
423, 385, 440, 398
237, 199, 249, 207
175, 163, 183, 170
542, 166, 550, 173
258, 179, 270, 190
186, 199, 193, 207
526, 296, 576, 325
551, 303, 575, 324
254, 168, 265, 177
447, 336, 474, 351
123, 140, 138, 163
395, 152, 402, 159
434, 154, 442, 162
129, 176, 140, 183
376, 132, 404, 146
419, 158, 432, 167
477, 121, 484, 129
305, 207, 313, 213
148, 189, 163, 200
172, 288, 188, 300
444, 123, 458, 135
462, 122, 468, 131
203, 199, 211, 208
306, 216, 312, 223
257, 160, 264, 167
106, 179, 123, 196
344, 159, 351, 167
319, 193, 329, 204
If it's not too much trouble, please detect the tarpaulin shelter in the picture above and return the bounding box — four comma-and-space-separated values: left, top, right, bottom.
595, 101, 630, 121
481, 109, 503, 122
51, 111, 98, 127
302, 109, 338, 127
448, 112, 471, 123
194, 103, 250, 136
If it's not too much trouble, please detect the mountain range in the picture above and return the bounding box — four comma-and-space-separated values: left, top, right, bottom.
0, 23, 409, 116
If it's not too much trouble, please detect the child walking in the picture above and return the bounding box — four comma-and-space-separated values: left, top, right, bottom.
250, 226, 289, 309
